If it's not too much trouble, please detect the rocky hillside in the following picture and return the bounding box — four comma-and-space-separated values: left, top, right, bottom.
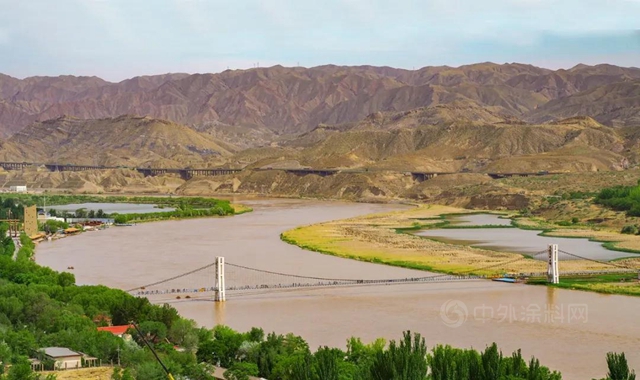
2, 63, 640, 140
0, 115, 234, 168
0, 104, 634, 174
239, 106, 630, 173
527, 80, 640, 126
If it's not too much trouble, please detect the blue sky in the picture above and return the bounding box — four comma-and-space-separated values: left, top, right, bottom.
1, 0, 639, 81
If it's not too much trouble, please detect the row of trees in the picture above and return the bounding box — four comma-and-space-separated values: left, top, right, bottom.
111, 204, 233, 224
50, 208, 109, 219
0, 198, 26, 220
2, 194, 234, 210
190, 325, 636, 380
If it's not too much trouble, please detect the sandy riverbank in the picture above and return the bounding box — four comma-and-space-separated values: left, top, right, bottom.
281, 205, 640, 276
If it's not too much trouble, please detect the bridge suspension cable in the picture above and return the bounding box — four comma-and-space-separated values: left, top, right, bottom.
225, 262, 365, 283
126, 261, 218, 292
558, 249, 636, 270
129, 253, 539, 298
128, 247, 640, 301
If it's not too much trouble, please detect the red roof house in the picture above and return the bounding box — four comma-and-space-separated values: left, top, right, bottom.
97, 325, 133, 337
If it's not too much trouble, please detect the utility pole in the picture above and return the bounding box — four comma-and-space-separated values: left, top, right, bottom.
7, 210, 13, 237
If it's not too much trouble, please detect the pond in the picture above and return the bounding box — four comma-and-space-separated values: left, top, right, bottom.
415, 214, 634, 261
47, 202, 175, 215
444, 213, 513, 226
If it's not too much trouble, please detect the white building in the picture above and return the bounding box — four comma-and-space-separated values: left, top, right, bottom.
9, 185, 27, 193
37, 213, 66, 223
41, 347, 82, 370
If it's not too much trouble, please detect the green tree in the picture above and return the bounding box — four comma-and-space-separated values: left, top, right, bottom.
136, 321, 167, 344
197, 326, 245, 368
6, 361, 36, 380
113, 215, 128, 224
247, 327, 264, 343
620, 225, 638, 235
168, 319, 199, 352
286, 352, 313, 380
313, 347, 342, 380
0, 341, 12, 368
606, 352, 636, 380
481, 343, 502, 379
224, 362, 259, 380
57, 272, 75, 287
526, 357, 562, 380
370, 331, 427, 380
133, 362, 167, 380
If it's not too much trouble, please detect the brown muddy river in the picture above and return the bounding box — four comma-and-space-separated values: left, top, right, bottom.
36, 198, 640, 380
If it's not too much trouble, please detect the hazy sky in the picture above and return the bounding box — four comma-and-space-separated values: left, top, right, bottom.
1, 0, 639, 81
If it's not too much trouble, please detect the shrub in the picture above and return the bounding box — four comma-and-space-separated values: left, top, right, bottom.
621, 225, 638, 235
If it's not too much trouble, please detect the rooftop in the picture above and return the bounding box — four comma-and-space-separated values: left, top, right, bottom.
42, 347, 81, 358
97, 325, 132, 335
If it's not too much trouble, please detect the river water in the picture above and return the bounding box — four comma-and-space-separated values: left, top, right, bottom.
36, 199, 640, 379
47, 202, 175, 214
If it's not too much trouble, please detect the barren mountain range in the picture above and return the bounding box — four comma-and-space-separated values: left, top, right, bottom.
1, 63, 640, 139
0, 62, 639, 176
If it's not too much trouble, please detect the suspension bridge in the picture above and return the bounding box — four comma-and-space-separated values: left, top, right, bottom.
126, 245, 639, 302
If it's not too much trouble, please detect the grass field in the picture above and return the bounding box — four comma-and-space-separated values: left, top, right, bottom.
281, 205, 639, 277
41, 367, 113, 380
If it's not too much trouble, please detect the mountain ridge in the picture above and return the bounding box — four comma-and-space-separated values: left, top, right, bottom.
2, 62, 640, 139
0, 115, 234, 168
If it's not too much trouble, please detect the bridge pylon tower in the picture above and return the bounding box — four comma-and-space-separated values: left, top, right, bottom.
547, 244, 559, 284
214, 257, 226, 302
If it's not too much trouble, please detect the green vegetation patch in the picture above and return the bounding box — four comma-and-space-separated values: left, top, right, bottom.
595, 181, 640, 216
0, 194, 243, 226
528, 274, 640, 297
